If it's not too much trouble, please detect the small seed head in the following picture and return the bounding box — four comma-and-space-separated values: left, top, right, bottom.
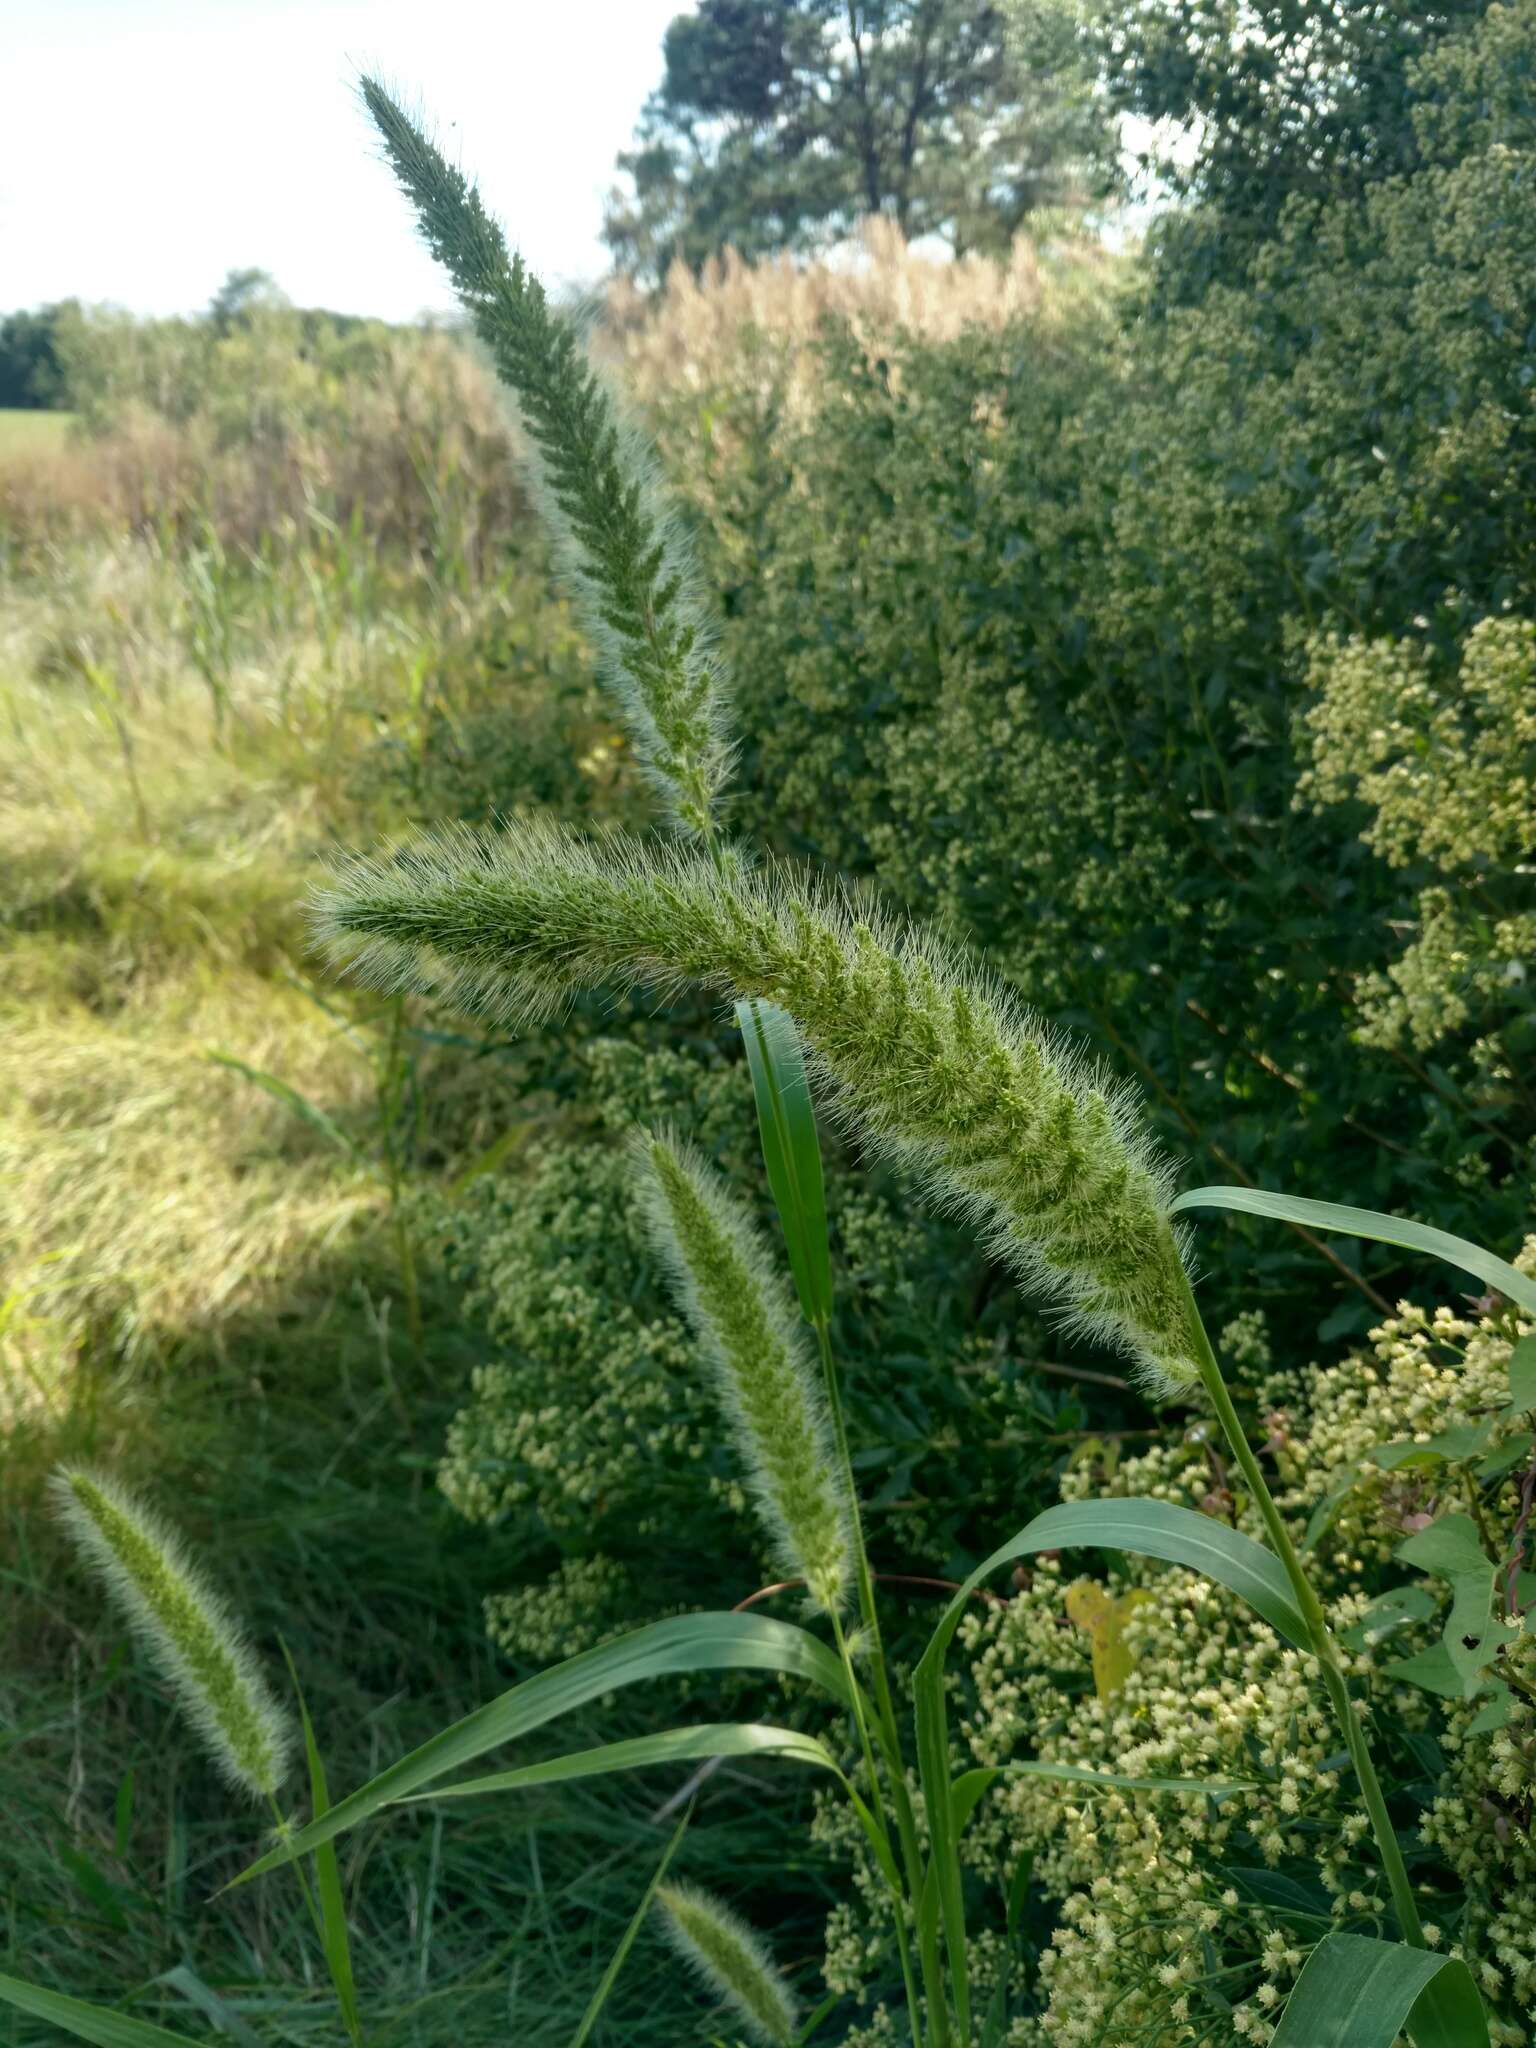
52, 1468, 293, 1799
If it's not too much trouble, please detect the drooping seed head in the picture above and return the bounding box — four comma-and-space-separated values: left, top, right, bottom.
312, 820, 1204, 1391
637, 1130, 853, 1612
654, 1881, 798, 2047
52, 1469, 293, 1799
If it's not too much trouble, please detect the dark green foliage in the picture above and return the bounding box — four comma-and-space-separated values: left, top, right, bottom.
604, 0, 1115, 281
0, 302, 74, 408
647, 0, 1536, 1353
1098, 0, 1495, 301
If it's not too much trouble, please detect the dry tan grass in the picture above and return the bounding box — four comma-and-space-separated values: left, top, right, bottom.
0, 582, 394, 1406
603, 216, 1115, 415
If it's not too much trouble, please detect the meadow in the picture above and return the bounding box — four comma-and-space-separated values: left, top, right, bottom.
3, 11, 1536, 2045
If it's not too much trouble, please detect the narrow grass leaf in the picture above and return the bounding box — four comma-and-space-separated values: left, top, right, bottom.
230, 1610, 848, 1884
736, 998, 832, 1326
393, 1723, 840, 1802
1171, 1188, 1536, 1315
280, 1644, 361, 2048
1269, 1932, 1488, 2046
950, 1761, 1257, 1830
0, 1975, 197, 2048
912, 1496, 1306, 2044
567, 1808, 690, 2048
207, 1052, 369, 1171
154, 1968, 264, 2048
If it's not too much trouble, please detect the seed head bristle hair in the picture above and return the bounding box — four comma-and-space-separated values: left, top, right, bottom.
51, 1469, 294, 1799
654, 1882, 799, 2047
636, 1129, 853, 1612
359, 77, 731, 840
312, 820, 1203, 1391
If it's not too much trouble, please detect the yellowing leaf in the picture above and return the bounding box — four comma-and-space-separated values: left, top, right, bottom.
1065, 1580, 1152, 1702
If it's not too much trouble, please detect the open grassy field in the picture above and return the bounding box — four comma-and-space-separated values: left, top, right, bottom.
0, 500, 799, 2044
0, 408, 75, 453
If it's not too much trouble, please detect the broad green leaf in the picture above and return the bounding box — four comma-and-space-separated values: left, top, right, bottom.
1509, 1335, 1536, 1413
0, 1976, 196, 2048
231, 1611, 848, 1885
736, 999, 832, 1326
1464, 1683, 1517, 1737
1442, 1570, 1499, 1696
1397, 1515, 1490, 1581
912, 1497, 1308, 2044
1476, 1434, 1533, 1483
1383, 1642, 1466, 1700
1370, 1423, 1494, 1472
394, 1722, 839, 1802
1170, 1188, 1536, 1316
567, 1808, 689, 2048
208, 1051, 370, 1171
1341, 1586, 1437, 1652
1269, 1931, 1488, 2047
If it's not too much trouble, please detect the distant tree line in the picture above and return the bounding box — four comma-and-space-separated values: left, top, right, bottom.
0, 269, 388, 410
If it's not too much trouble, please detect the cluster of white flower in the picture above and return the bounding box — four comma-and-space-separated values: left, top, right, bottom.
819, 1245, 1536, 2043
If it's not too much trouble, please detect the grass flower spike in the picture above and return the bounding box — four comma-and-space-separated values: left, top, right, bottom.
654, 1882, 799, 2047
638, 1131, 853, 1612
360, 78, 730, 841
52, 1469, 293, 1799
313, 820, 1202, 1390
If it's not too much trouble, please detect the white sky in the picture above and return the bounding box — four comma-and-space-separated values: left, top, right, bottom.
1, 0, 691, 320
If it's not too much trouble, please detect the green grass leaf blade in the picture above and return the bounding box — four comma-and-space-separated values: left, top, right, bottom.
911, 1497, 1306, 2045
1509, 1334, 1536, 1411
207, 1051, 370, 1171
950, 1761, 1256, 1828
567, 1808, 690, 2048
230, 1611, 848, 1886
0, 1975, 197, 2048
1269, 1932, 1488, 2046
735, 999, 832, 1326
281, 1646, 362, 2048
394, 1723, 839, 1802
1170, 1187, 1536, 1315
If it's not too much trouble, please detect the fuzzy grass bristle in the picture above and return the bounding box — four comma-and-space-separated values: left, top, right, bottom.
636, 1130, 853, 1612
51, 1468, 294, 1799
312, 818, 1203, 1391
654, 1881, 799, 2047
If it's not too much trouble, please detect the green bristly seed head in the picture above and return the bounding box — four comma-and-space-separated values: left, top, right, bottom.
52, 1469, 294, 1799
312, 820, 1204, 1390
654, 1882, 799, 2047
637, 1131, 853, 1612
359, 78, 730, 840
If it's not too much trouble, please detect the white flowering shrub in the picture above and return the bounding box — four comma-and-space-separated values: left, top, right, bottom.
1301, 616, 1536, 1097
816, 1254, 1536, 2043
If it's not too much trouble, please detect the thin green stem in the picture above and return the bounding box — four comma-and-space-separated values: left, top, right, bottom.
829, 1606, 925, 2047
815, 1316, 943, 2046
1178, 1272, 1425, 1947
